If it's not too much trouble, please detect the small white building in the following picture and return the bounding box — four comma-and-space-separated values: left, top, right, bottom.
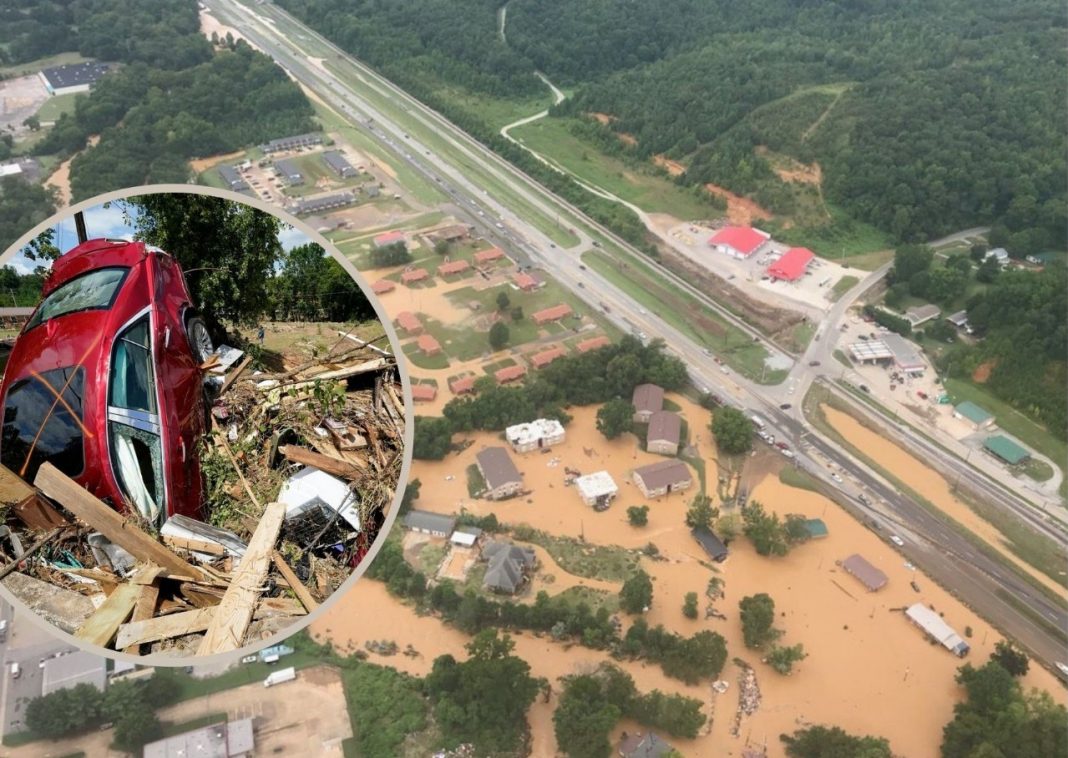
985, 247, 1010, 266
575, 471, 618, 508
905, 604, 970, 657
505, 418, 565, 453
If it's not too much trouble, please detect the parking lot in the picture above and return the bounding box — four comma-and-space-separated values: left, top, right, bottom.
0, 75, 48, 135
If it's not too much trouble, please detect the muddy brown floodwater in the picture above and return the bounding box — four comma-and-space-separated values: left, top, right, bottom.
314, 393, 1066, 757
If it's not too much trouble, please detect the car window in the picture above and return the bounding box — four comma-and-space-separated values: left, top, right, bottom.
26, 267, 128, 330
109, 422, 163, 522
0, 367, 85, 482
110, 317, 157, 414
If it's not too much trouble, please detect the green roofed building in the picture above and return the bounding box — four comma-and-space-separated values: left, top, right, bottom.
803, 518, 828, 539
983, 435, 1030, 465
953, 401, 995, 430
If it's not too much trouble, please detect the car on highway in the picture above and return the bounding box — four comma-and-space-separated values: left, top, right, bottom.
859, 384, 870, 393
890, 535, 905, 547
830, 472, 843, 483
808, 360, 821, 367
702, 348, 712, 356
0, 239, 211, 524
720, 365, 729, 374
857, 493, 870, 504
578, 264, 586, 270
780, 448, 794, 458
774, 441, 789, 450
779, 403, 791, 410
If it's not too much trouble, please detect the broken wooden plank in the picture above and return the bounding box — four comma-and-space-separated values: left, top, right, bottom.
256, 596, 307, 617
33, 464, 203, 579
219, 355, 253, 396
0, 463, 35, 507
14, 494, 69, 531
197, 500, 287, 655
117, 606, 215, 650
271, 357, 391, 392
278, 445, 366, 480
337, 330, 393, 359
74, 583, 140, 648
162, 535, 226, 556
271, 551, 319, 612
123, 583, 161, 655
0, 527, 65, 581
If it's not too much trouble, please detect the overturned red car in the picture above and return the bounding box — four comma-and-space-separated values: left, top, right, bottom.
0, 238, 213, 522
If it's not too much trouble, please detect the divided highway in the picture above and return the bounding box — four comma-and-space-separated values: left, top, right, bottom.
205, 0, 1067, 669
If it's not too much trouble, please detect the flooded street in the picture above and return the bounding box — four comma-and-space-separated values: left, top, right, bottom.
314, 393, 1065, 756
822, 404, 1066, 598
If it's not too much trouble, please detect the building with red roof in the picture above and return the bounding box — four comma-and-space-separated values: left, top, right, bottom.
395, 311, 422, 334
513, 272, 539, 291
401, 268, 429, 284
708, 226, 770, 259
417, 334, 442, 356
373, 230, 406, 248
495, 365, 527, 384
577, 335, 611, 353
371, 279, 396, 295
411, 384, 438, 402
437, 259, 471, 277
474, 247, 505, 265
449, 375, 477, 395
531, 346, 566, 369
767, 247, 815, 281
532, 304, 573, 325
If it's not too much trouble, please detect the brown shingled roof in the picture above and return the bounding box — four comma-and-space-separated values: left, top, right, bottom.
532, 304, 573, 324
633, 459, 691, 490
474, 247, 505, 264
647, 411, 681, 444
417, 334, 441, 354
577, 336, 610, 353
411, 384, 437, 401
401, 268, 428, 284
437, 259, 471, 277
476, 447, 522, 490
495, 365, 527, 384
632, 383, 665, 413
841, 554, 888, 591
450, 375, 476, 394
395, 311, 421, 332
371, 279, 395, 294
531, 346, 566, 369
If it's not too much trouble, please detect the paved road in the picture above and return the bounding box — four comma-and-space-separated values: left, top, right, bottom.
206, 0, 1067, 669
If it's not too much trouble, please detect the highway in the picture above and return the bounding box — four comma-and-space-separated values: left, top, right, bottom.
205, 0, 1067, 669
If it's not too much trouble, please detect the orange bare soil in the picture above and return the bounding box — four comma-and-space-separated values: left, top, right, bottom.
653, 155, 687, 177
705, 183, 773, 225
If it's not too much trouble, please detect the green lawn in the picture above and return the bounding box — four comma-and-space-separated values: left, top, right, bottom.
417, 542, 447, 575
33, 92, 82, 123
582, 250, 783, 384
0, 51, 88, 78
552, 585, 620, 613
770, 204, 892, 263
786, 321, 817, 353
402, 341, 450, 370
436, 83, 553, 130
510, 116, 724, 220
830, 275, 859, 302
944, 378, 1066, 487
779, 465, 821, 493
278, 151, 368, 198
517, 529, 640, 582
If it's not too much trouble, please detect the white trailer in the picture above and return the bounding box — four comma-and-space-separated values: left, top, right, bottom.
750, 414, 766, 430
264, 667, 296, 687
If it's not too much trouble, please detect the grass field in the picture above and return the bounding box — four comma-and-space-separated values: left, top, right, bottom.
582, 250, 784, 384
402, 341, 450, 370
278, 151, 367, 198
436, 84, 553, 130
510, 116, 724, 220
520, 529, 640, 582
33, 92, 82, 123
830, 275, 859, 301
0, 51, 87, 78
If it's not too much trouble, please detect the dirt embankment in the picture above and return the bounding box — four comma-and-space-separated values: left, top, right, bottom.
657, 246, 807, 339
653, 155, 686, 177
704, 183, 773, 226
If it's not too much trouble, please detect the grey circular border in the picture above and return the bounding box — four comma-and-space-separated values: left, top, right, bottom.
0, 183, 415, 668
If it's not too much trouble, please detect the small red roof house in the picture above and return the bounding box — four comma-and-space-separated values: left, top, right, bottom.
708, 226, 770, 259
495, 365, 527, 384
395, 311, 422, 334
371, 279, 395, 295
401, 268, 429, 284
532, 304, 573, 325
437, 259, 471, 277
417, 334, 442, 356
767, 247, 815, 281
373, 230, 406, 248
449, 375, 477, 395
577, 335, 611, 353
531, 346, 566, 369
513, 272, 539, 291
474, 247, 505, 265
411, 384, 438, 402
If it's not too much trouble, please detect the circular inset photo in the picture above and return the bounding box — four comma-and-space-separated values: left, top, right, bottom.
0, 187, 411, 662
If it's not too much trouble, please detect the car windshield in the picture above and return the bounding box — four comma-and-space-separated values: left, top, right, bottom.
1, 367, 86, 482
25, 267, 128, 330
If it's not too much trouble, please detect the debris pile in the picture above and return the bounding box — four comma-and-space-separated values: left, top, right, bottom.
0, 332, 403, 656
731, 660, 763, 736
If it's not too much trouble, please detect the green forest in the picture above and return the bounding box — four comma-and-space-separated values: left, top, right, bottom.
280, 0, 1065, 252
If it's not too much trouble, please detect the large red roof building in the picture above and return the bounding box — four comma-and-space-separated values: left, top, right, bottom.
708, 226, 770, 258
767, 247, 815, 281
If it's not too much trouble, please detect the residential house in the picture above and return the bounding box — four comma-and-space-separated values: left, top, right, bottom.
646, 411, 681, 456
632, 459, 693, 498
475, 447, 523, 500
631, 383, 665, 423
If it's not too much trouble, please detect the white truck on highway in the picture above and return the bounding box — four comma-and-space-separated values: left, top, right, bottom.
263, 667, 296, 688
750, 414, 766, 430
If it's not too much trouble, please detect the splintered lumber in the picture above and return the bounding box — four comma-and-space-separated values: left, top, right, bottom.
123, 583, 161, 655
197, 500, 287, 655
0, 464, 68, 531
117, 607, 215, 650
219, 355, 252, 395
278, 444, 366, 480
33, 463, 203, 579
337, 330, 393, 359
0, 527, 65, 581
256, 597, 308, 617
271, 551, 319, 612
162, 535, 226, 556
74, 583, 140, 648
273, 357, 391, 391
0, 463, 35, 508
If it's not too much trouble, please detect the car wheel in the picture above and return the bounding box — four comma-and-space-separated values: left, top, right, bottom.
185, 315, 214, 364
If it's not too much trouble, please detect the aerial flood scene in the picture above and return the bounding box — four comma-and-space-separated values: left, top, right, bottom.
0, 0, 1064, 756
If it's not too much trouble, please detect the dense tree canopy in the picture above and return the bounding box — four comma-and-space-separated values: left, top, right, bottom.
781, 725, 894, 758
0, 178, 56, 255
596, 398, 635, 440
619, 569, 654, 614
711, 406, 754, 455
272, 242, 375, 322
740, 593, 779, 649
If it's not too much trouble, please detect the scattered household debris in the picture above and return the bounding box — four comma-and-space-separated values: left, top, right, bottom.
731, 660, 763, 736
0, 329, 403, 656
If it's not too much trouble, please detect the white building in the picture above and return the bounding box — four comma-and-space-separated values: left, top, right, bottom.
984, 247, 1010, 266
905, 604, 970, 657
505, 418, 565, 453
575, 471, 618, 508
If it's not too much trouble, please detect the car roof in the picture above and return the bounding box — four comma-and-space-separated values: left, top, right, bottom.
44, 238, 168, 297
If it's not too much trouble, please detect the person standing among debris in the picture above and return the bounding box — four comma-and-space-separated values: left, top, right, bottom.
258, 325, 266, 345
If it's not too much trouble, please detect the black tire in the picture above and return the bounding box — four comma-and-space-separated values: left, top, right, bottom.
185, 315, 214, 364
